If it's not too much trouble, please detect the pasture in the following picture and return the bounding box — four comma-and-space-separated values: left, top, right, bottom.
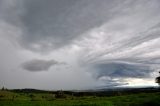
0, 89, 160, 106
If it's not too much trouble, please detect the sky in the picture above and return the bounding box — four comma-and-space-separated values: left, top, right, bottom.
0, 0, 160, 90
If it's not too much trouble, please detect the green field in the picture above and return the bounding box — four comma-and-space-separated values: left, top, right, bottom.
0, 90, 160, 106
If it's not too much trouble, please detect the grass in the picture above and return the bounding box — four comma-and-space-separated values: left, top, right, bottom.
0, 100, 113, 106
0, 90, 160, 106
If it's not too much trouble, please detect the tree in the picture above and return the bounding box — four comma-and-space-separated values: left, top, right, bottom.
155, 71, 160, 86
1, 86, 5, 91
55, 90, 66, 98
29, 94, 35, 101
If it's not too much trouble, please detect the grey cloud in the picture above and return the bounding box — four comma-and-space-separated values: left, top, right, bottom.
20, 0, 122, 52
95, 76, 129, 89
96, 82, 128, 89
78, 0, 160, 65
22, 59, 59, 72
2, 0, 160, 53
0, 0, 128, 52
121, 29, 160, 49
92, 62, 151, 79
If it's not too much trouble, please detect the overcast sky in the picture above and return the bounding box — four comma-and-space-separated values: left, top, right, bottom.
0, 0, 160, 90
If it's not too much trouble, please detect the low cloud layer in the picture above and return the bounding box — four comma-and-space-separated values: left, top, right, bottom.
22, 59, 59, 72
93, 62, 151, 79
0, 0, 160, 89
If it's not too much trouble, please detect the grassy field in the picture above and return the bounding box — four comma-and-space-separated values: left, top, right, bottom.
0, 90, 160, 106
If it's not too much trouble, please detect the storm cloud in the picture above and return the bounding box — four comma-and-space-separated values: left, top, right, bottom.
0, 0, 129, 52
0, 0, 160, 89
93, 62, 151, 79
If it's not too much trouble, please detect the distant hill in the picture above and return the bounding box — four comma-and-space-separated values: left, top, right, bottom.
8, 87, 160, 97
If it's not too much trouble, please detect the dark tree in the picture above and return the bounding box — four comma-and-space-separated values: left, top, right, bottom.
55, 90, 66, 98
155, 71, 160, 86
1, 86, 5, 91
29, 94, 35, 101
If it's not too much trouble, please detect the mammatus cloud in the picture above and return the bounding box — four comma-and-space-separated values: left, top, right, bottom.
22, 59, 60, 72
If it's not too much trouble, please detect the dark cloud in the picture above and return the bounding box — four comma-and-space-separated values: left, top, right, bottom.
2, 0, 160, 53
22, 59, 59, 72
92, 62, 151, 79
96, 82, 129, 89
1, 0, 124, 52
